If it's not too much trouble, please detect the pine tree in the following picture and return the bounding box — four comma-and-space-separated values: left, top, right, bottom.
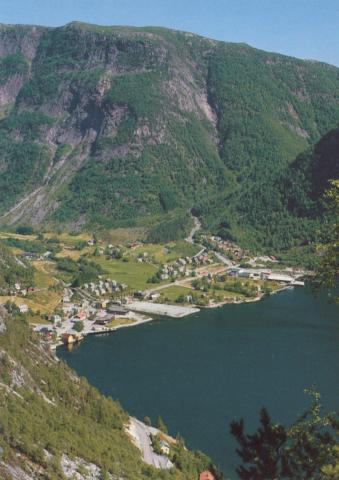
156, 415, 168, 434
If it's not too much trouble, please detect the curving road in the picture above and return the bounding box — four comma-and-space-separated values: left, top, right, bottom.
127, 417, 173, 469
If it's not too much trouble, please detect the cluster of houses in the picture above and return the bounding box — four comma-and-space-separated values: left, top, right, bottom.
227, 267, 305, 285
156, 253, 215, 281
60, 296, 127, 319
18, 251, 52, 261
157, 260, 196, 280
137, 251, 154, 263
207, 235, 246, 259
38, 297, 129, 344
81, 278, 127, 297
0, 282, 35, 297
192, 252, 215, 266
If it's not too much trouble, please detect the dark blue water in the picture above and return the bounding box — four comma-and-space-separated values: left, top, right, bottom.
58, 288, 339, 478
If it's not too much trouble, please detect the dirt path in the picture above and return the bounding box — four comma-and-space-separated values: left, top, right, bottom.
185, 214, 201, 243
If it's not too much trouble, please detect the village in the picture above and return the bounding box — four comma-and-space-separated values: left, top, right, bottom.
0, 228, 307, 349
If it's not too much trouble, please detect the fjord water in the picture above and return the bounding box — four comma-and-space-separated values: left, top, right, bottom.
58, 288, 339, 477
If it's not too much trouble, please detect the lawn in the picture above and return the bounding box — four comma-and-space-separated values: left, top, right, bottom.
159, 285, 192, 302
95, 257, 158, 290
107, 317, 136, 328
32, 261, 58, 288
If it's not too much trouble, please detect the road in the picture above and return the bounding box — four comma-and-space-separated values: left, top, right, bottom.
214, 251, 234, 267
143, 263, 229, 296
185, 214, 201, 244
127, 418, 173, 469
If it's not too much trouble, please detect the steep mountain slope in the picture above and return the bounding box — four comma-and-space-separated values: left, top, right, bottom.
0, 308, 217, 479
0, 22, 338, 241
202, 126, 339, 252
0, 243, 34, 292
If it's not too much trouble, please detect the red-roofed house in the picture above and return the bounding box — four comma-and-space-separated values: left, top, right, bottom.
75, 311, 87, 321
199, 471, 216, 480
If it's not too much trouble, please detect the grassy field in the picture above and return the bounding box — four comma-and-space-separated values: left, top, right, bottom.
95, 257, 158, 290
131, 240, 201, 263
56, 246, 93, 260
44, 231, 91, 242
107, 317, 136, 328
32, 261, 58, 288
0, 289, 61, 316
159, 277, 276, 304
159, 285, 192, 302
0, 231, 37, 241
99, 227, 145, 245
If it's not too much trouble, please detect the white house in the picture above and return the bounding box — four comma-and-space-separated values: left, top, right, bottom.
160, 439, 170, 455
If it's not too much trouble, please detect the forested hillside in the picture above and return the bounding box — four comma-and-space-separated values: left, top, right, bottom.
201, 127, 339, 253
0, 309, 217, 479
0, 22, 338, 249
0, 243, 34, 291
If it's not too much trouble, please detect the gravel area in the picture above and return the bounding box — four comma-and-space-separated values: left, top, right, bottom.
127, 301, 199, 318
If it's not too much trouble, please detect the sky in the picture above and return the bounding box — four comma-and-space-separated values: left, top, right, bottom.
1, 0, 338, 66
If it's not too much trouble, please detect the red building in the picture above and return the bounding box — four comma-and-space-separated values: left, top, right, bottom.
199, 471, 216, 480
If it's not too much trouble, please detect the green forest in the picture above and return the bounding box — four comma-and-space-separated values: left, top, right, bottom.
0, 23, 338, 252
0, 311, 220, 479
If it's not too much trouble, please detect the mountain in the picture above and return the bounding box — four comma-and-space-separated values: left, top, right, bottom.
201, 126, 339, 252
0, 308, 217, 479
0, 22, 338, 247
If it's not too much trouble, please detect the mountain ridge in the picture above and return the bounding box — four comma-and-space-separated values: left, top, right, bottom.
0, 22, 338, 251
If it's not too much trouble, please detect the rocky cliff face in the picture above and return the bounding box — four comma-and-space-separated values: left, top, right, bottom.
0, 22, 338, 234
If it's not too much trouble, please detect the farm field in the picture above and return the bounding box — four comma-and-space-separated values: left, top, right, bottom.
94, 257, 159, 290
0, 289, 61, 316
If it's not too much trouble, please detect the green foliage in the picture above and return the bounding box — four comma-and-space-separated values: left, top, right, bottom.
56, 256, 104, 285
105, 72, 162, 120
231, 388, 338, 480
150, 434, 163, 455
146, 214, 193, 243
156, 415, 168, 434
0, 137, 50, 213
0, 53, 28, 84
73, 320, 84, 332
159, 187, 178, 212
0, 110, 54, 140
143, 416, 152, 426
0, 311, 217, 479
74, 240, 87, 250
201, 127, 339, 255
15, 226, 35, 235
56, 256, 78, 273
208, 43, 339, 180
313, 180, 339, 302
0, 244, 35, 290
0, 23, 338, 254
2, 237, 46, 253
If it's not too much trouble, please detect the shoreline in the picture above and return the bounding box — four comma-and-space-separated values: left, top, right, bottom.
202, 284, 293, 309
52, 286, 293, 351
49, 314, 154, 351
